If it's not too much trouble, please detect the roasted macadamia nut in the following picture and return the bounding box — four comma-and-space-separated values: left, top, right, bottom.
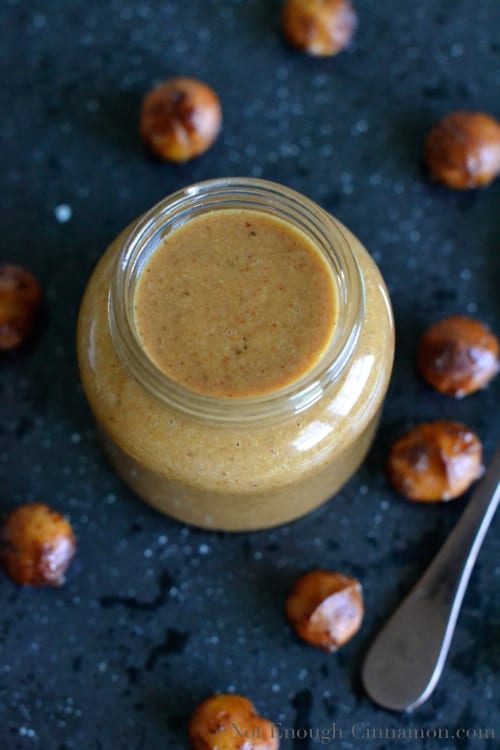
386, 421, 483, 502
424, 111, 500, 189
139, 77, 222, 162
188, 693, 278, 750
417, 315, 499, 397
282, 0, 357, 57
0, 264, 42, 350
285, 569, 363, 652
0, 503, 75, 586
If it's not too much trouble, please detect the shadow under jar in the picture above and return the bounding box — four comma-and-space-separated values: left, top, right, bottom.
77, 178, 394, 531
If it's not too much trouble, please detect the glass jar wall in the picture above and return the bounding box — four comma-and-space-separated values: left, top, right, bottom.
77, 178, 394, 530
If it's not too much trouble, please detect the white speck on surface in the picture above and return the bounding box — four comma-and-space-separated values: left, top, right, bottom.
19, 727, 37, 738
136, 4, 151, 17
54, 204, 72, 223
120, 6, 134, 20
460, 268, 472, 281
350, 119, 369, 136
380, 500, 390, 511
70, 433, 81, 444
143, 548, 153, 558
312, 73, 329, 88
279, 142, 299, 158
227, 149, 241, 164
197, 26, 211, 41
466, 301, 478, 313
271, 683, 281, 692
298, 668, 309, 681
80, 32, 94, 47
450, 43, 464, 57
97, 661, 107, 673
32, 13, 46, 28
198, 543, 210, 555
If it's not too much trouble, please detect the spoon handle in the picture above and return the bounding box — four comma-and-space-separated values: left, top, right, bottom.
362, 447, 500, 712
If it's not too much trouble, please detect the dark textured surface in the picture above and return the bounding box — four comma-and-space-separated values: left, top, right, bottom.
1, 1, 499, 748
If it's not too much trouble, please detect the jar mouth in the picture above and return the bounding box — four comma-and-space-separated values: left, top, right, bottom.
108, 177, 364, 425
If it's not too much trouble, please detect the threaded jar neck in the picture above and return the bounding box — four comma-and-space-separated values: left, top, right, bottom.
108, 177, 364, 425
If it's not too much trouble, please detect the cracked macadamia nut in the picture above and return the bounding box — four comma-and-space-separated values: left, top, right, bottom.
139, 77, 222, 162
282, 0, 357, 57
417, 315, 499, 397
0, 503, 75, 586
424, 111, 500, 189
0, 264, 42, 350
386, 421, 483, 502
285, 569, 363, 652
188, 693, 278, 750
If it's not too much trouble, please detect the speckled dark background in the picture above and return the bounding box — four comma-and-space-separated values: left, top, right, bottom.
1, 1, 499, 749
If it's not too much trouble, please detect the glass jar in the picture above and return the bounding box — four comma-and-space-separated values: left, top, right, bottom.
77, 178, 394, 531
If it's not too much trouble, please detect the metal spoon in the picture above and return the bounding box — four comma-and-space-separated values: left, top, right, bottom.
362, 447, 500, 712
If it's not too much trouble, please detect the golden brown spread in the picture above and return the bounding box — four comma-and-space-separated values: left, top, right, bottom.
133, 209, 337, 397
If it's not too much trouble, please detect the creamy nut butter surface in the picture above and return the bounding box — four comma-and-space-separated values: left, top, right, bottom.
134, 210, 337, 398
77, 179, 394, 530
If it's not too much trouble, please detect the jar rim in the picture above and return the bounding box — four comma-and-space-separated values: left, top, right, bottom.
108, 177, 365, 425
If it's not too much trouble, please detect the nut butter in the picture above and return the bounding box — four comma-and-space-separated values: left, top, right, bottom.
77, 178, 394, 530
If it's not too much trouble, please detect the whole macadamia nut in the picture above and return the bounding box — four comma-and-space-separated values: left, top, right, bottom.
417, 315, 499, 397
282, 0, 357, 57
139, 77, 222, 162
424, 111, 500, 189
0, 264, 42, 350
285, 569, 363, 652
188, 693, 278, 750
386, 421, 483, 502
0, 503, 75, 586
